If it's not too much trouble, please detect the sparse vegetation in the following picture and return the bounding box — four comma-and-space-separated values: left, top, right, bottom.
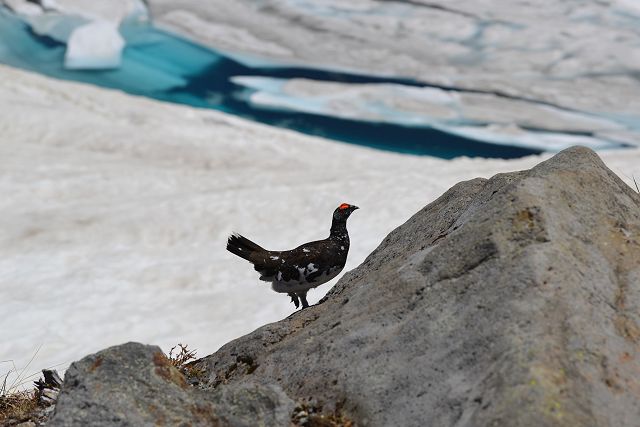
168, 343, 197, 369
0, 368, 53, 426
167, 344, 205, 384
0, 389, 38, 425
1, 353, 38, 424
1, 348, 62, 426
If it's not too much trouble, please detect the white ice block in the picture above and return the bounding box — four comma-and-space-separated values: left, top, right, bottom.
64, 20, 125, 70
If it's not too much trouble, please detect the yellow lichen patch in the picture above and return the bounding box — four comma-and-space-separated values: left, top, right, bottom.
515, 209, 535, 228
509, 206, 548, 244
529, 364, 569, 421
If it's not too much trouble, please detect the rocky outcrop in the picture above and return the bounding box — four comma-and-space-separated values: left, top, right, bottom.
48, 146, 640, 426
48, 343, 294, 426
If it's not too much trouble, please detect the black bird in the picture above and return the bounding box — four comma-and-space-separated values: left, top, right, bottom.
226, 203, 359, 309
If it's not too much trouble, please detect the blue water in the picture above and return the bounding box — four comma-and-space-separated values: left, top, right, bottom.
0, 8, 541, 159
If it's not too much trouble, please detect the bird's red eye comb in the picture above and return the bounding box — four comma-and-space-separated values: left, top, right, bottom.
339, 203, 350, 210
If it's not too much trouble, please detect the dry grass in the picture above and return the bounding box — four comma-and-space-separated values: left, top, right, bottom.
167, 344, 205, 383
0, 347, 54, 425
0, 390, 38, 424
1, 366, 38, 425
168, 344, 197, 369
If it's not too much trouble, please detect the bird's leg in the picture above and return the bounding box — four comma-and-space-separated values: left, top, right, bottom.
288, 293, 300, 309
299, 292, 309, 309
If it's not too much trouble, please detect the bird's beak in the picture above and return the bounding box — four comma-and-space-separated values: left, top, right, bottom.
352, 205, 359, 210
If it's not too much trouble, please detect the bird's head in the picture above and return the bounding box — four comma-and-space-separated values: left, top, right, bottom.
333, 203, 359, 221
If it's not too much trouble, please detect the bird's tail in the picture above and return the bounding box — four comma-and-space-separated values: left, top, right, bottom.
226, 233, 265, 261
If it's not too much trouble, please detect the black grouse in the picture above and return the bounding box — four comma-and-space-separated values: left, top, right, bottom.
226, 203, 359, 309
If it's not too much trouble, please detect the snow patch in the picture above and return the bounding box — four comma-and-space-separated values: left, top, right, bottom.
4, 0, 43, 16
38, 0, 148, 24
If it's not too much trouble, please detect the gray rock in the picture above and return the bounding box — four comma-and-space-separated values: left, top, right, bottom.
48, 342, 294, 427
194, 146, 640, 426
48, 147, 640, 426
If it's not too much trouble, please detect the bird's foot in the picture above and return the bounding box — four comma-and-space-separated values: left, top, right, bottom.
300, 294, 309, 309
288, 293, 300, 309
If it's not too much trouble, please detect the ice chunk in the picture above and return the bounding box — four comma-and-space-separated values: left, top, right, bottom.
64, 20, 124, 70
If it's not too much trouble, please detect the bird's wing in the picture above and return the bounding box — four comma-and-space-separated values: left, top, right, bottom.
255, 239, 344, 283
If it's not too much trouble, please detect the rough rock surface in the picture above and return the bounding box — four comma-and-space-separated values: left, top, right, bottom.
48, 147, 640, 426
48, 342, 294, 426
194, 146, 640, 426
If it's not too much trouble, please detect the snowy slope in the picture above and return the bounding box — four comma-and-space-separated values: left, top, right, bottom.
1, 64, 639, 386
148, 0, 640, 147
